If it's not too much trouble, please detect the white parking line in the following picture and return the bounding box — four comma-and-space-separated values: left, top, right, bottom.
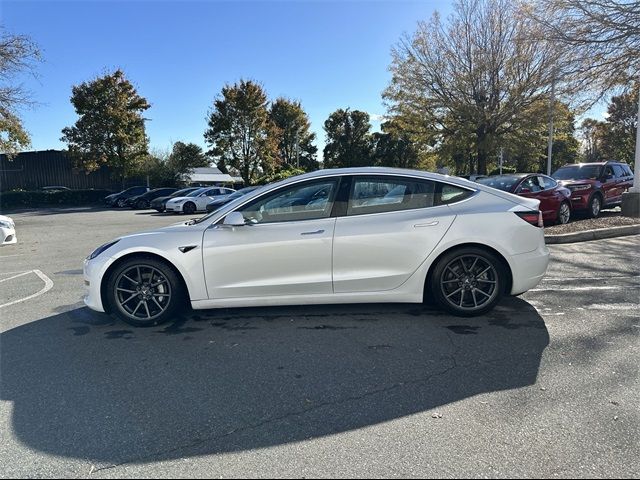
0, 269, 54, 309
530, 285, 637, 292
0, 271, 34, 283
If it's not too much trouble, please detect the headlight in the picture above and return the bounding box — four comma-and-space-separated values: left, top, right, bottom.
0, 220, 14, 229
87, 240, 120, 260
569, 184, 591, 191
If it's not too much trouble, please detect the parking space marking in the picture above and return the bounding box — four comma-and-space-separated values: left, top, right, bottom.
0, 269, 54, 309
0, 253, 26, 258
0, 271, 34, 283
530, 285, 638, 292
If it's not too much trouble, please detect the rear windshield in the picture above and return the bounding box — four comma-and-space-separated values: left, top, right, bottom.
553, 165, 602, 180
477, 176, 523, 192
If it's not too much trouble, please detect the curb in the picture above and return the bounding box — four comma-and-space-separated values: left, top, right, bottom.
545, 224, 640, 244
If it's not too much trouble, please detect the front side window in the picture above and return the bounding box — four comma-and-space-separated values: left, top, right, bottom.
238, 179, 339, 224
538, 176, 557, 190
347, 177, 436, 216
517, 177, 542, 193
612, 165, 626, 178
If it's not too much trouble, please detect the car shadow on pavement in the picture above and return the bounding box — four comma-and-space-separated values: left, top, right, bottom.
0, 297, 548, 468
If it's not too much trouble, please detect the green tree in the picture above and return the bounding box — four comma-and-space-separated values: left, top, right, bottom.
0, 30, 41, 157
385, 0, 562, 175
167, 141, 209, 180
61, 69, 150, 181
269, 98, 318, 172
323, 109, 373, 168
372, 119, 422, 169
599, 85, 638, 164
204, 80, 278, 184
579, 118, 606, 162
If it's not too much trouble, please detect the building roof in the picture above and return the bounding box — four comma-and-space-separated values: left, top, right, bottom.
187, 167, 234, 184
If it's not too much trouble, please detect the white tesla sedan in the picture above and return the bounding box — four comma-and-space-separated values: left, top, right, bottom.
165, 187, 236, 214
0, 215, 17, 245
84, 168, 549, 327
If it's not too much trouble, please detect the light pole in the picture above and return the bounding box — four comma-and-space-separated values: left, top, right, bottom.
621, 83, 640, 217
547, 75, 556, 176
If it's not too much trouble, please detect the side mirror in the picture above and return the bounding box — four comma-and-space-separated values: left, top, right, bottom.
223, 212, 246, 226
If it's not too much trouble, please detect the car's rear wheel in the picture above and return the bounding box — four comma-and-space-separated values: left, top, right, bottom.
430, 247, 505, 317
183, 202, 196, 215
557, 201, 571, 225
105, 257, 185, 327
588, 194, 602, 218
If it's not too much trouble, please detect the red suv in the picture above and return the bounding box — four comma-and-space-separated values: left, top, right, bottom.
552, 162, 635, 218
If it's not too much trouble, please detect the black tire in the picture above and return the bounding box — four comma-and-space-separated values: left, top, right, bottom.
136, 199, 149, 210
587, 194, 602, 218
105, 257, 186, 327
557, 201, 571, 225
430, 247, 506, 317
183, 202, 196, 215
116, 198, 127, 208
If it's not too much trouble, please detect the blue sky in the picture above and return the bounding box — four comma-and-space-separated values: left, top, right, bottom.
3, 0, 453, 157
3, 0, 604, 158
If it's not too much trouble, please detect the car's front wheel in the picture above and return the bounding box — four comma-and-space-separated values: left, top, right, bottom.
183, 202, 196, 215
105, 257, 186, 327
429, 247, 506, 317
557, 201, 571, 225
116, 198, 127, 208
588, 194, 602, 218
136, 199, 149, 209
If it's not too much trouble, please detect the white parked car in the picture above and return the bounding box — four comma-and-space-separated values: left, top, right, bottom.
0, 215, 17, 245
84, 168, 550, 327
165, 187, 236, 214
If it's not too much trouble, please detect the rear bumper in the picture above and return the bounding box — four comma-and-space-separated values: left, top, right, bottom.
508, 242, 550, 295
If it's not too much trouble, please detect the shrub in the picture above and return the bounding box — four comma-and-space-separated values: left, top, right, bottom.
488, 166, 517, 176
0, 189, 114, 209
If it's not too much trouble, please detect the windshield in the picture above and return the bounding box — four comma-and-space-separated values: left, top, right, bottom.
553, 165, 602, 180
192, 185, 265, 224
171, 188, 195, 197
186, 187, 208, 197
477, 176, 524, 192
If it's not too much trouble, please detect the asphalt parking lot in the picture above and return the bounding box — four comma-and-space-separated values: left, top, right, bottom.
0, 207, 638, 478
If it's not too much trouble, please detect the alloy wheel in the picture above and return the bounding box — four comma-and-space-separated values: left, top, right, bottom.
439, 254, 499, 311
559, 202, 571, 224
591, 196, 601, 217
114, 265, 172, 321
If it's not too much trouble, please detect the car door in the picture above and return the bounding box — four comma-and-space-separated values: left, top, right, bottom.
332, 175, 460, 293
202, 178, 340, 299
536, 176, 561, 220
600, 165, 618, 206
612, 165, 629, 201
195, 188, 218, 211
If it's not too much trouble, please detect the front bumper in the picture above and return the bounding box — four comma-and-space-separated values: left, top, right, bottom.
166, 203, 184, 213
568, 193, 591, 210
83, 256, 109, 312
1, 226, 17, 245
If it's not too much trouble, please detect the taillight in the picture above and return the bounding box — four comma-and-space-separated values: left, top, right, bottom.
515, 211, 544, 228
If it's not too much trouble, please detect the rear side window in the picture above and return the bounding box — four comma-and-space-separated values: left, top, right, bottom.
347, 177, 436, 216
517, 177, 542, 193
613, 165, 626, 178
437, 184, 474, 204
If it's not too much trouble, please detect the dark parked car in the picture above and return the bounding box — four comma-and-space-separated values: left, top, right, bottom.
150, 187, 201, 212
205, 186, 261, 213
552, 161, 634, 218
105, 186, 150, 208
41, 186, 71, 192
478, 174, 572, 225
125, 187, 178, 209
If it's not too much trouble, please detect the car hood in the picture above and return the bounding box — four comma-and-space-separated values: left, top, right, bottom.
0, 215, 14, 224
557, 179, 596, 186
166, 196, 190, 203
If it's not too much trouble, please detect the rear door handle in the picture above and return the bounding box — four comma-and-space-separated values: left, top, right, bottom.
414, 221, 439, 228
301, 229, 325, 236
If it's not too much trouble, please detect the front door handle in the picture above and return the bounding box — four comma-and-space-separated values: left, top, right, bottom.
301, 229, 325, 236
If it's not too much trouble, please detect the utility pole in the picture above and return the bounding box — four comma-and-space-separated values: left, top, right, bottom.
499, 147, 504, 175
547, 75, 556, 176
632, 86, 640, 193
621, 82, 640, 217
295, 129, 300, 169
